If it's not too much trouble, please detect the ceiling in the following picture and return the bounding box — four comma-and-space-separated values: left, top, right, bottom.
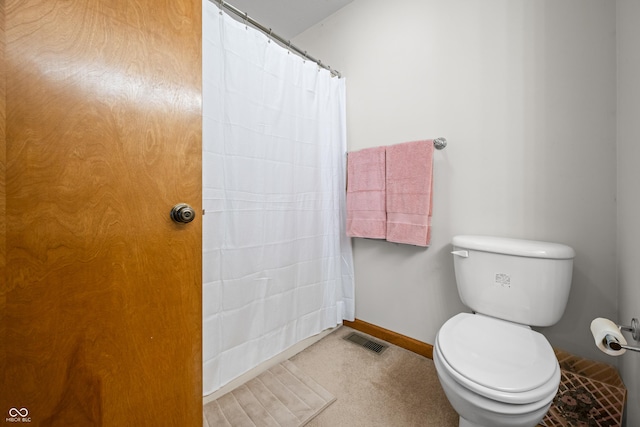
221, 0, 354, 40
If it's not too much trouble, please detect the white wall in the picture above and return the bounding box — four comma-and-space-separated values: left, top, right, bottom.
617, 1, 640, 424
295, 0, 617, 364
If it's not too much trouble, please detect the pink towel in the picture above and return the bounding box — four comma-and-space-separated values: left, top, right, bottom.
385, 140, 434, 246
346, 146, 386, 239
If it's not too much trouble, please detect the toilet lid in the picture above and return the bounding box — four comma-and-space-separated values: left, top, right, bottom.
437, 313, 558, 394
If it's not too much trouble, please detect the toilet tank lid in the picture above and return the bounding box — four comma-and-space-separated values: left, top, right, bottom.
452, 235, 575, 259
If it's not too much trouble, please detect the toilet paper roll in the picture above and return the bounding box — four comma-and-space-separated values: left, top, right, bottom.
590, 317, 627, 356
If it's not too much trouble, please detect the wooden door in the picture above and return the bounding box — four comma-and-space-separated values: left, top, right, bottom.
1, 0, 202, 425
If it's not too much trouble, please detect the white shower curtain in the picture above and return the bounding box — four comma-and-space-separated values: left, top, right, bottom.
202, 1, 355, 395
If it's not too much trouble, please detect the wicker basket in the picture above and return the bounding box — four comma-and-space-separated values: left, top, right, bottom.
539, 349, 626, 427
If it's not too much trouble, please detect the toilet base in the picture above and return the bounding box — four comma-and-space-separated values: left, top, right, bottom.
458, 414, 542, 427
459, 416, 484, 427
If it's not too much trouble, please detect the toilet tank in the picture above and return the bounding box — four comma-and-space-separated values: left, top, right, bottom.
452, 235, 575, 327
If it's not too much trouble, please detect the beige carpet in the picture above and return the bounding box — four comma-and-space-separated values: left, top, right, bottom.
203, 360, 336, 427
290, 326, 458, 426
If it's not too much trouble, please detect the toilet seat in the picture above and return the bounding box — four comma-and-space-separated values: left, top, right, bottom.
436, 313, 560, 405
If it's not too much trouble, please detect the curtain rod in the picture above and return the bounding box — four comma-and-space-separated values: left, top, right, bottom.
213, 0, 341, 78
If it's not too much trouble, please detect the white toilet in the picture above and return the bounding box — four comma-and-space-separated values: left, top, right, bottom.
433, 235, 575, 427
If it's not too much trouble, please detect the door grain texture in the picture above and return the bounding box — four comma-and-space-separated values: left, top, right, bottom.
1, 1, 7, 403
1, 1, 202, 425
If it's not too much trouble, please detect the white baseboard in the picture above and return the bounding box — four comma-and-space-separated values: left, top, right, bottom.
203, 326, 339, 405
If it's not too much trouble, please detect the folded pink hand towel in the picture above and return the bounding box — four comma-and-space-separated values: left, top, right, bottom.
385, 140, 434, 246
346, 146, 386, 239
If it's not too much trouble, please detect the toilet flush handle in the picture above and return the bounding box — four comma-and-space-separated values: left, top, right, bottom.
451, 250, 469, 258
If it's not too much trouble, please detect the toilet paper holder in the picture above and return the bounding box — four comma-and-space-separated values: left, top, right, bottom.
604, 318, 640, 353
620, 318, 640, 341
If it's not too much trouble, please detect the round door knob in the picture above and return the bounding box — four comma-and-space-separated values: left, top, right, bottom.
170, 203, 196, 224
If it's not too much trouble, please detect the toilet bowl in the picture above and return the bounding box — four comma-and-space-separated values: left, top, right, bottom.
433, 313, 560, 427
434, 236, 575, 427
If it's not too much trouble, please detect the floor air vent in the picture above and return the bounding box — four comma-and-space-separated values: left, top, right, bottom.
343, 332, 388, 355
